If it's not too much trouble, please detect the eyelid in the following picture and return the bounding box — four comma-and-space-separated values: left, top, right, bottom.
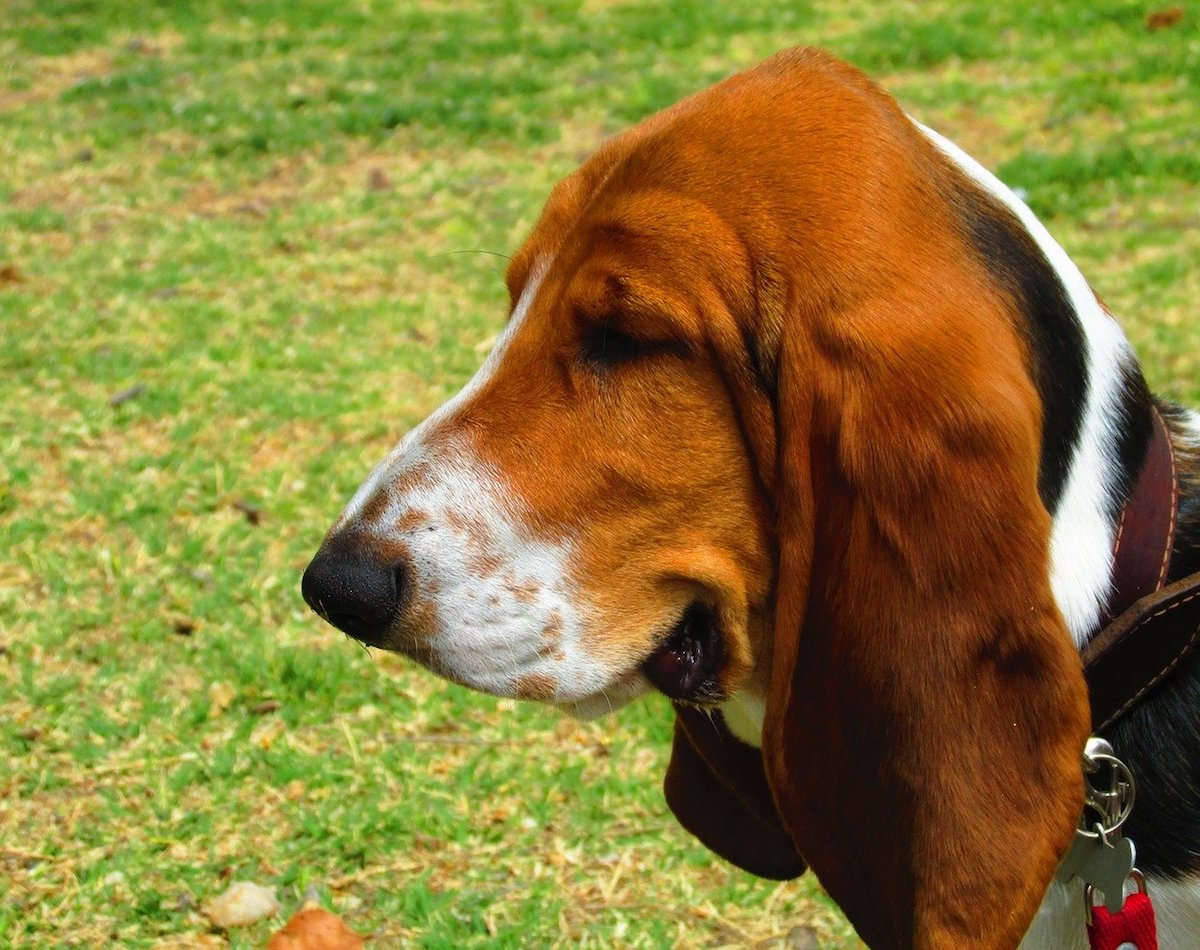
579, 316, 691, 368
580, 321, 645, 367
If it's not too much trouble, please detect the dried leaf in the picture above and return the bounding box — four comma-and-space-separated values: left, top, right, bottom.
250, 716, 285, 749
1146, 6, 1184, 29
266, 907, 366, 949
208, 681, 236, 717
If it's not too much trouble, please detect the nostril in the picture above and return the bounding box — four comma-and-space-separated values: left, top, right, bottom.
301, 539, 403, 646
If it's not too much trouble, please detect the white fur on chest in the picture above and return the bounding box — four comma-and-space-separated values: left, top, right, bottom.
1022, 875, 1200, 950
720, 690, 766, 748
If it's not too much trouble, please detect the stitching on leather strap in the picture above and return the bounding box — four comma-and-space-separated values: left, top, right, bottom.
1152, 403, 1179, 590
1099, 589, 1200, 730
1101, 503, 1130, 624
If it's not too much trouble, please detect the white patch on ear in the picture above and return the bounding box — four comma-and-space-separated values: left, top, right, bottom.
918, 123, 1136, 647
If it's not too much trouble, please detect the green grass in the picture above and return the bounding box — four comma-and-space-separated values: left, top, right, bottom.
1, 0, 1198, 946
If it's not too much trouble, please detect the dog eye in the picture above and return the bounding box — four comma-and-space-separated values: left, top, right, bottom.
581, 323, 647, 367
580, 321, 688, 370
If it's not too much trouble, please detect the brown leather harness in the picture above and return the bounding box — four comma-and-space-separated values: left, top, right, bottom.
1082, 405, 1200, 731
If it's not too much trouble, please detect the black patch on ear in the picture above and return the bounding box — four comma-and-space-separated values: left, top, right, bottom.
953, 190, 1087, 514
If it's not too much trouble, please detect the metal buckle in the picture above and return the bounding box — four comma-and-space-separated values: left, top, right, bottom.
1078, 736, 1136, 840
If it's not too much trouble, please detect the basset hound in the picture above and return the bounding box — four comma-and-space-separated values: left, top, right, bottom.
302, 48, 1200, 948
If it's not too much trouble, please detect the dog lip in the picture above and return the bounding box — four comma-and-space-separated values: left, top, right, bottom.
318, 609, 395, 648
642, 601, 725, 702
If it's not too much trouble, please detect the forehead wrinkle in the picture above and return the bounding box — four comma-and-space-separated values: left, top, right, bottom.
568, 270, 698, 347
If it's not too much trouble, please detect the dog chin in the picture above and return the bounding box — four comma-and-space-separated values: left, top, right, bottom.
556, 676, 649, 720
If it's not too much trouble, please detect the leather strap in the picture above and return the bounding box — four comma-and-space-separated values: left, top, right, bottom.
1083, 569, 1200, 731
1080, 402, 1195, 732
1102, 404, 1178, 622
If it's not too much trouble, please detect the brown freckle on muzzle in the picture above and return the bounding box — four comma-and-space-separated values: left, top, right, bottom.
445, 506, 490, 545
390, 461, 434, 496
395, 508, 432, 535
542, 611, 563, 645
501, 567, 540, 604
360, 491, 391, 525
399, 593, 440, 646
510, 582, 539, 604
513, 673, 556, 701
357, 532, 409, 568
466, 548, 505, 579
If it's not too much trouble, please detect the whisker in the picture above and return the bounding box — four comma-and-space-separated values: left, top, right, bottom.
428, 248, 513, 262
427, 248, 512, 280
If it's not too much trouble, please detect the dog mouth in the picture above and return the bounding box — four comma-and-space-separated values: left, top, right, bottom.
642, 601, 725, 703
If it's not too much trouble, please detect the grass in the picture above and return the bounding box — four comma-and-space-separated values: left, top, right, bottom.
1, 0, 1198, 946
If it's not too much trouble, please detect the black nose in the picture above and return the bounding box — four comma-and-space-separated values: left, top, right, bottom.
301, 535, 403, 646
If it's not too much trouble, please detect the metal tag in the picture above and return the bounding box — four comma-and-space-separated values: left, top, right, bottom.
1058, 829, 1136, 912
1056, 737, 1140, 913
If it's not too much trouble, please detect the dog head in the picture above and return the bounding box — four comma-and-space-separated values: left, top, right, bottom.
303, 48, 1090, 948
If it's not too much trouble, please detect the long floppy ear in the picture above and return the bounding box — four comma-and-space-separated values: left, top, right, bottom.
663, 705, 805, 880
763, 289, 1091, 947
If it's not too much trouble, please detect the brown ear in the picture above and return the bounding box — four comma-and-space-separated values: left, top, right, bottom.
763, 298, 1091, 948
664, 705, 805, 880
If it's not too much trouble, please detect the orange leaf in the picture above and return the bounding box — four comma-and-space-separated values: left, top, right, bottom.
266, 908, 367, 950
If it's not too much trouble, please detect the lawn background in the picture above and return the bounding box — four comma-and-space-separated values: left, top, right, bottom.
1, 1, 1197, 947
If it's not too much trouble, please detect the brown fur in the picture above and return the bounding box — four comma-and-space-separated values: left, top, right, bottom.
408, 48, 1090, 946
